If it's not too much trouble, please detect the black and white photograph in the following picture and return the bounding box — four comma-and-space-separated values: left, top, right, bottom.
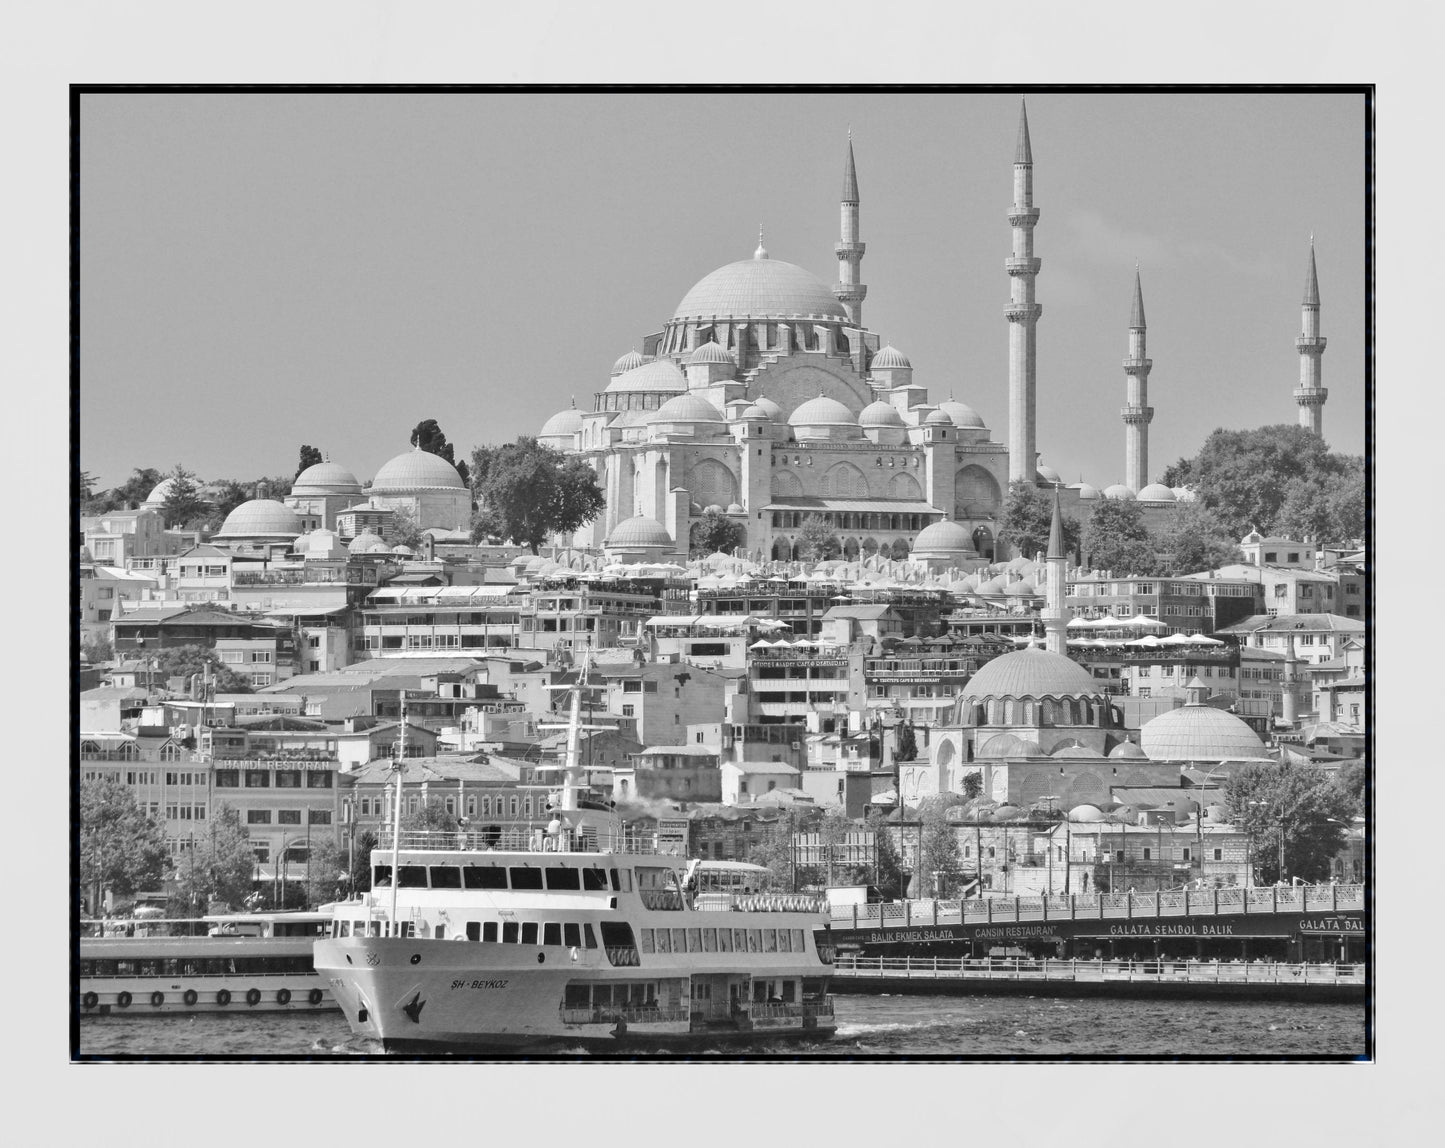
70, 83, 1373, 1068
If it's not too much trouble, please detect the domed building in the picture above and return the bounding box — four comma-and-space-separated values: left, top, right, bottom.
285, 461, 363, 530
213, 498, 312, 545
911, 519, 980, 570
1139, 678, 1271, 764
604, 515, 674, 564
368, 445, 471, 533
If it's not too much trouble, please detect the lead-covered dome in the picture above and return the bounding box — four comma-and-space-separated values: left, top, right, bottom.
292, 461, 362, 495
540, 407, 585, 438
606, 515, 673, 548
1075, 483, 1102, 501
650, 393, 725, 426
962, 646, 1103, 701
612, 350, 646, 375
938, 400, 986, 429
143, 477, 176, 506
673, 257, 848, 322
1140, 703, 1269, 762
859, 400, 905, 427
1137, 483, 1177, 502
871, 345, 911, 370
215, 498, 303, 539
789, 394, 858, 432
1103, 484, 1137, 501
686, 341, 735, 366
605, 358, 688, 394
348, 529, 389, 555
914, 520, 974, 552
372, 448, 465, 491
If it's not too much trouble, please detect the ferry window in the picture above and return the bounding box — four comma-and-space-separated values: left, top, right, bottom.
793, 929, 805, 952
564, 923, 581, 949
338, 921, 351, 937
543, 923, 562, 946
582, 868, 608, 891
778, 929, 792, 953
610, 868, 632, 892
483, 922, 498, 943
368, 921, 381, 937
600, 922, 635, 951
671, 928, 687, 953
781, 980, 796, 1003
373, 865, 393, 887
465, 922, 481, 941
583, 924, 598, 950
718, 928, 733, 953
398, 865, 428, 888
732, 929, 747, 952
463, 866, 507, 890
564, 984, 589, 1008
430, 866, 462, 889
640, 929, 655, 954
502, 922, 520, 944
654, 929, 671, 953
686, 928, 701, 952
764, 929, 778, 952
703, 928, 717, 952
545, 868, 581, 891
510, 867, 544, 890
521, 922, 539, 945
747, 930, 761, 953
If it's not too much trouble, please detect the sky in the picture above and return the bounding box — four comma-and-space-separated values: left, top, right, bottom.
78, 90, 1367, 493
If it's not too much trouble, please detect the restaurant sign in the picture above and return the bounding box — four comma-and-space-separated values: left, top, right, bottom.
1297, 915, 1365, 935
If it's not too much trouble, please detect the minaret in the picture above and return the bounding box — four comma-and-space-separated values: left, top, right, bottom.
1294, 238, 1328, 437
1006, 99, 1043, 484
834, 132, 867, 327
1122, 266, 1154, 493
1043, 486, 1067, 655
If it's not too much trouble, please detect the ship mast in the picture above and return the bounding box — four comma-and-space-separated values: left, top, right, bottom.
389, 689, 407, 932
560, 651, 587, 814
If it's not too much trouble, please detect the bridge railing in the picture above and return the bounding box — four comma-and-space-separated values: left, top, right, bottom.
830, 955, 1365, 986
829, 884, 1365, 929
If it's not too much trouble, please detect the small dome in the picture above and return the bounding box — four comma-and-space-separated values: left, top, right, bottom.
1075, 483, 1102, 501
1103, 484, 1137, 501
913, 520, 975, 553
1068, 804, 1106, 823
963, 647, 1104, 701
390, 544, 414, 556
606, 359, 688, 394
143, 477, 176, 506
1037, 464, 1062, 484
751, 396, 783, 422
1109, 741, 1148, 759
523, 555, 547, 574
347, 529, 389, 555
1137, 483, 1177, 502
607, 515, 673, 548
789, 394, 857, 428
1140, 703, 1268, 762
975, 575, 1007, 596
725, 502, 744, 514
651, 393, 725, 425
373, 448, 465, 492
1051, 744, 1105, 759
859, 400, 905, 428
739, 403, 772, 422
686, 341, 735, 366
938, 400, 985, 429
540, 407, 585, 437
871, 345, 911, 370
989, 803, 1028, 820
924, 408, 953, 426
1003, 579, 1037, 597
215, 499, 303, 539
612, 350, 646, 375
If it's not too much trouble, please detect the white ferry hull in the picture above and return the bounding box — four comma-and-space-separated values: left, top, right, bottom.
316, 935, 836, 1052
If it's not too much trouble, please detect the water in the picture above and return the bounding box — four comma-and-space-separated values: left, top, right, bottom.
76, 995, 1368, 1060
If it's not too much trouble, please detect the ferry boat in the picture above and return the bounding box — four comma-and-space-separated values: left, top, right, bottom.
314, 661, 838, 1052
78, 911, 336, 1015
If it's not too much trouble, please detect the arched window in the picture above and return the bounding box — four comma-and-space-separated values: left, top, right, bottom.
889, 472, 923, 500
689, 459, 737, 507
1003, 699, 1017, 725
822, 462, 869, 499
773, 469, 803, 497
954, 466, 1001, 518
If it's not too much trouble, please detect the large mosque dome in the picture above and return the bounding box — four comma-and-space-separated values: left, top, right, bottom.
540, 407, 585, 438
606, 359, 688, 394
606, 516, 673, 548
292, 462, 362, 495
372, 447, 465, 491
215, 499, 303, 539
962, 646, 1103, 701
1139, 703, 1269, 762
672, 256, 848, 323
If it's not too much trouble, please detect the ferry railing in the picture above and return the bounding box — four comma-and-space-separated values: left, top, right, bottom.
830, 955, 1366, 986
376, 827, 682, 856
560, 1005, 689, 1026
828, 884, 1365, 929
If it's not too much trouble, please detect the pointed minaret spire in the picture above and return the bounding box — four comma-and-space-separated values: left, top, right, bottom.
1295, 237, 1328, 437
1042, 486, 1067, 655
1047, 485, 1064, 559
834, 131, 867, 331
1006, 99, 1043, 486
1015, 98, 1033, 165
1122, 267, 1154, 492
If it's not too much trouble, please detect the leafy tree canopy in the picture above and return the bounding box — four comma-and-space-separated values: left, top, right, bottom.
161, 464, 209, 529
689, 507, 745, 557
402, 798, 460, 834
1161, 424, 1364, 543
390, 505, 428, 550
169, 802, 256, 913
81, 777, 169, 903
894, 722, 918, 764
412, 419, 470, 487
154, 644, 254, 694
470, 437, 605, 553
1225, 761, 1352, 884
865, 810, 907, 901
917, 795, 964, 897
998, 480, 1081, 562
796, 513, 841, 562
1153, 500, 1243, 575
86, 467, 164, 513
296, 444, 324, 478
1083, 497, 1159, 576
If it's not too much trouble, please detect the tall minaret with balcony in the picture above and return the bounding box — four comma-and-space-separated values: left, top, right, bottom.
1122, 267, 1154, 493
1006, 100, 1043, 484
1043, 486, 1067, 655
834, 133, 867, 328
1295, 238, 1328, 437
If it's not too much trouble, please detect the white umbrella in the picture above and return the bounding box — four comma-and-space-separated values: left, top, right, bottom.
1124, 614, 1167, 630
1189, 634, 1225, 645
749, 639, 774, 649
1124, 635, 1162, 647
1159, 633, 1194, 646
1066, 616, 1091, 629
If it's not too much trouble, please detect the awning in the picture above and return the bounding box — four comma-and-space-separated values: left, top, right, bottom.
761, 499, 941, 515
645, 614, 702, 627
264, 604, 349, 617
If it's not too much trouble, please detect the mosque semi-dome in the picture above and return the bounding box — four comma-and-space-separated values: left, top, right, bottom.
1103, 484, 1137, 501
606, 359, 688, 394
612, 350, 646, 375
789, 394, 858, 430
651, 393, 725, 426
606, 515, 673, 548
871, 345, 912, 370
215, 498, 303, 539
1137, 483, 1177, 502
962, 646, 1103, 701
938, 400, 986, 429
1108, 741, 1148, 759
1139, 703, 1268, 762
977, 733, 1047, 759
686, 341, 736, 366
540, 407, 585, 437
373, 448, 465, 491
672, 256, 848, 323
859, 400, 905, 428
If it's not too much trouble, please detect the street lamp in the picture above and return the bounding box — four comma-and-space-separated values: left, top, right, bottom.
1037, 795, 1062, 895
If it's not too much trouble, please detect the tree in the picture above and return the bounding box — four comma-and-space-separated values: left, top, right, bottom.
894, 722, 918, 764
81, 634, 115, 664
169, 802, 257, 913
89, 466, 164, 513
79, 470, 96, 501
80, 777, 168, 909
1330, 759, 1366, 820
154, 644, 253, 694
349, 829, 378, 893
689, 507, 745, 556
411, 418, 470, 486
209, 479, 252, 521
917, 796, 963, 898
960, 771, 983, 801
390, 505, 427, 549
402, 798, 459, 834
251, 474, 294, 500
304, 837, 347, 908
1164, 424, 1363, 542
796, 513, 840, 563
295, 444, 324, 479
1083, 497, 1159, 575
998, 479, 1081, 561
160, 464, 209, 529
1154, 501, 1242, 575
1226, 760, 1352, 884
470, 437, 605, 553
745, 829, 795, 891
865, 811, 907, 901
